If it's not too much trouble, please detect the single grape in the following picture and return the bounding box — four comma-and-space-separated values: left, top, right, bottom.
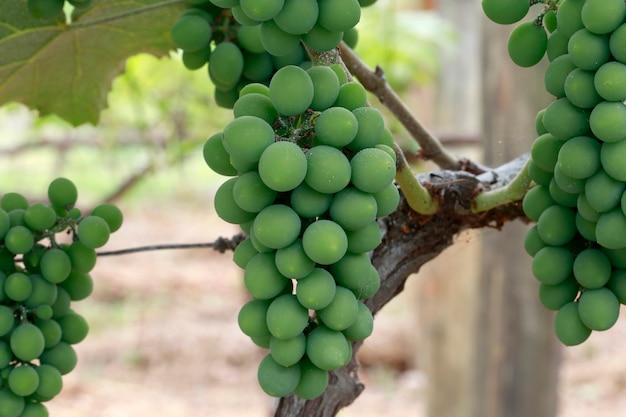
481, 0, 529, 25
544, 55, 576, 98
538, 279, 579, 311
260, 20, 302, 57
233, 238, 258, 269
239, 0, 285, 21
40, 248, 72, 284
8, 365, 39, 397
317, 0, 360, 32
269, 65, 314, 116
568, 29, 610, 71
170, 15, 212, 52
302, 23, 344, 52
24, 203, 56, 232
52, 287, 72, 318
65, 241, 97, 273
77, 216, 111, 249
556, 0, 585, 38
531, 134, 564, 172
302, 220, 348, 265
348, 107, 385, 152
596, 209, 626, 249
209, 42, 244, 91
346, 221, 383, 253
223, 116, 275, 164
330, 187, 377, 231
182, 45, 211, 71
0, 305, 15, 337
10, 323, 45, 362
4, 225, 34, 254
564, 68, 602, 109
557, 136, 600, 179
543, 10, 557, 33
270, 333, 306, 367
607, 269, 626, 304
333, 82, 367, 110
1, 192, 28, 212
589, 101, 626, 143
536, 205, 576, 246
253, 204, 301, 249
575, 213, 597, 241
610, 24, 626, 64
237, 25, 265, 54
24, 273, 58, 310
314, 107, 358, 148
318, 286, 359, 331
238, 299, 273, 338
601, 138, 626, 181
584, 169, 624, 213
547, 30, 570, 61
0, 341, 10, 368
36, 318, 62, 348
578, 287, 620, 330
524, 225, 547, 257
581, 0, 626, 35
522, 185, 555, 222
507, 22, 548, 67
275, 239, 315, 279
258, 141, 308, 192
91, 203, 123, 233
34, 364, 63, 400
16, 402, 48, 417
531, 246, 574, 285
266, 294, 309, 339
244, 253, 290, 299
306, 325, 351, 371
541, 98, 589, 140
0, 209, 9, 240
39, 342, 78, 375
577, 193, 600, 222
350, 148, 396, 194
290, 183, 333, 218
232, 93, 278, 124
274, 0, 319, 35
305, 145, 351, 194
233, 171, 277, 213
573, 249, 611, 289
257, 354, 301, 397
59, 271, 93, 301
0, 388, 24, 417
373, 183, 400, 217
5, 272, 32, 302
47, 177, 78, 210
554, 166, 585, 194
213, 178, 257, 225
295, 358, 328, 400
58, 311, 89, 344
343, 301, 374, 341
242, 52, 274, 82
307, 66, 340, 111
295, 268, 337, 310
27, 0, 64, 19
554, 302, 591, 346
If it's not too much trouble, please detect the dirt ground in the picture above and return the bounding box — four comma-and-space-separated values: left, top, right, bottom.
45, 202, 626, 417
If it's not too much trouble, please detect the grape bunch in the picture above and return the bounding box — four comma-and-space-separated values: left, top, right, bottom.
0, 178, 122, 417
26, 0, 91, 20
170, 0, 366, 108
203, 64, 398, 398
485, 0, 626, 345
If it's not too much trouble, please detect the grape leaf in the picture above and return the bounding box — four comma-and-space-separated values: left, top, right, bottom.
0, 0, 187, 126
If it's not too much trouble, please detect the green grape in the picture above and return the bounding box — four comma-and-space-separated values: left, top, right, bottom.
244, 253, 289, 299
547, 30, 570, 61
266, 294, 309, 339
596, 209, 626, 249
314, 107, 358, 148
568, 29, 610, 71
257, 353, 301, 397
541, 98, 589, 140
269, 65, 314, 116
348, 107, 385, 152
233, 171, 277, 213
290, 183, 333, 218
77, 216, 110, 249
182, 46, 211, 71
531, 134, 565, 172
543, 10, 557, 33
331, 253, 380, 299
40, 342, 78, 375
536, 205, 576, 246
350, 148, 396, 194
507, 22, 547, 68
575, 213, 597, 241
8, 365, 39, 397
171, 15, 212, 52
610, 24, 626, 64
238, 299, 272, 338
544, 55, 576, 98
557, 136, 600, 179
0, 388, 24, 417
223, 116, 275, 165
317, 0, 360, 32
318, 286, 359, 331
573, 248, 611, 289
250, 334, 272, 349
58, 311, 89, 344
209, 42, 244, 91
564, 68, 602, 109
554, 301, 591, 346
0, 305, 15, 337
590, 101, 626, 143
249, 227, 274, 253
376, 144, 396, 163
274, 0, 318, 35
239, 0, 284, 21
24, 275, 57, 309
306, 325, 351, 371
214, 178, 257, 225
295, 268, 336, 310
538, 279, 579, 311
91, 203, 123, 233
535, 109, 548, 135
532, 246, 574, 285
333, 81, 367, 110
0, 341, 10, 368
270, 43, 306, 67
275, 239, 315, 280
36, 319, 62, 348
601, 138, 626, 181
302, 220, 348, 265
585, 169, 624, 212
354, 264, 380, 299
553, 166, 585, 194
11, 323, 45, 362
24, 203, 56, 232
258, 141, 308, 192
270, 333, 306, 367
295, 358, 328, 399
578, 287, 620, 330
4, 225, 34, 254
556, 0, 585, 38
214, 87, 239, 109
237, 26, 265, 54
59, 271, 93, 301
68, 207, 81, 219
481, 0, 529, 25
5, 272, 32, 302
1, 192, 28, 212
522, 185, 555, 222
305, 145, 351, 194
233, 93, 278, 124
36, 305, 53, 322
233, 238, 258, 269
40, 248, 71, 284
604, 247, 626, 268
23, 244, 46, 270
232, 5, 261, 25
17, 402, 48, 417
577, 193, 600, 222
373, 183, 400, 217
242, 52, 274, 82
260, 20, 302, 57
581, 0, 626, 35
65, 241, 97, 273
343, 27, 359, 49
34, 364, 63, 401
329, 187, 377, 232
302, 23, 344, 52
346, 221, 383, 253
8, 209, 26, 227
51, 287, 71, 318
48, 178, 77, 210
0, 209, 9, 239
330, 63, 349, 85
306, 66, 340, 111
594, 62, 626, 102
343, 301, 374, 341
607, 269, 626, 304
27, 0, 64, 19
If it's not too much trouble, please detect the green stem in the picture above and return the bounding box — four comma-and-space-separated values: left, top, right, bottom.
471, 158, 532, 213
70, 0, 186, 29
394, 143, 439, 215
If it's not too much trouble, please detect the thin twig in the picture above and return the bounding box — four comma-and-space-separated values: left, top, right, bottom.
338, 42, 461, 171
96, 234, 245, 256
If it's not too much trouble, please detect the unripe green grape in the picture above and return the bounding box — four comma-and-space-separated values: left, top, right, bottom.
302, 23, 343, 52
535, 109, 548, 135
575, 213, 597, 241
48, 177, 78, 210
0, 388, 24, 417
305, 145, 351, 194
329, 187, 377, 232
77, 215, 110, 249
1, 192, 28, 212
270, 333, 306, 367
306, 325, 351, 371
585, 169, 624, 213
522, 185, 555, 222
596, 209, 626, 249
590, 101, 626, 143
8, 365, 39, 397
214, 87, 239, 109
260, 20, 301, 57
223, 116, 275, 164
577, 193, 600, 222
232, 93, 278, 124
34, 364, 63, 400
244, 253, 289, 299
547, 30, 569, 62
581, 0, 626, 35
351, 148, 396, 194
295, 268, 336, 310
532, 246, 574, 285
0, 305, 15, 337
507, 22, 547, 67
239, 0, 284, 21
302, 220, 348, 265
17, 402, 48, 417
65, 241, 97, 273
594, 62, 626, 102
601, 138, 626, 181
52, 287, 71, 318
557, 136, 600, 179
538, 279, 579, 311
266, 294, 309, 339
348, 107, 385, 152
4, 225, 34, 254
531, 133, 563, 172
318, 286, 359, 331
5, 272, 32, 302
333, 81, 367, 110
536, 205, 576, 246
257, 353, 301, 397
8, 208, 26, 227
182, 45, 211, 71
28, 0, 64, 19
0, 209, 9, 239
91, 203, 123, 233
607, 269, 626, 304
317, 0, 360, 32
275, 239, 315, 280
314, 107, 358, 148
610, 24, 626, 64
59, 271, 93, 301
556, 0, 585, 38
242, 52, 274, 82
11, 323, 45, 361
541, 98, 589, 140
209, 42, 244, 91
554, 301, 591, 346
564, 68, 601, 109
0, 341, 10, 368
573, 249, 611, 289
36, 319, 62, 348
330, 63, 349, 85
270, 42, 306, 67
238, 299, 273, 338
343, 301, 374, 341
543, 10, 557, 33
553, 166, 585, 194
269, 65, 314, 116
346, 221, 383, 254
232, 5, 261, 25
40, 342, 78, 375
233, 238, 258, 269
68, 206, 82, 220
343, 27, 359, 49
58, 311, 89, 344
329, 252, 371, 290
214, 178, 256, 225
258, 142, 307, 192
248, 227, 274, 254
24, 203, 56, 232
40, 248, 72, 284
274, 0, 318, 35
237, 25, 265, 54
524, 226, 546, 257
295, 358, 328, 400
481, 0, 529, 25
354, 263, 380, 300
307, 66, 340, 111
373, 183, 400, 217
25, 274, 58, 309
568, 29, 610, 71
171, 15, 212, 52
290, 183, 333, 218
578, 287, 620, 331
544, 55, 576, 98
233, 171, 277, 213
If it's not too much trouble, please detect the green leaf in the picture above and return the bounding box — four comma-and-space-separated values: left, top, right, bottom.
0, 0, 187, 126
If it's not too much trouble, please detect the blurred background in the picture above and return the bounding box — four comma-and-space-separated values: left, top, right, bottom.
0, 0, 625, 416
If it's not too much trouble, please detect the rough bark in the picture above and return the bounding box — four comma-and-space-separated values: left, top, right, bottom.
274, 154, 529, 417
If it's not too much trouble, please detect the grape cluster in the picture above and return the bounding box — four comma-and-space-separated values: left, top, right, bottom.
26, 0, 91, 19
498, 0, 626, 346
203, 64, 398, 398
170, 0, 366, 108
0, 178, 122, 417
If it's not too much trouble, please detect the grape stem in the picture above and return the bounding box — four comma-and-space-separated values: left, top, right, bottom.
471, 156, 532, 213
337, 42, 461, 171
394, 143, 439, 215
